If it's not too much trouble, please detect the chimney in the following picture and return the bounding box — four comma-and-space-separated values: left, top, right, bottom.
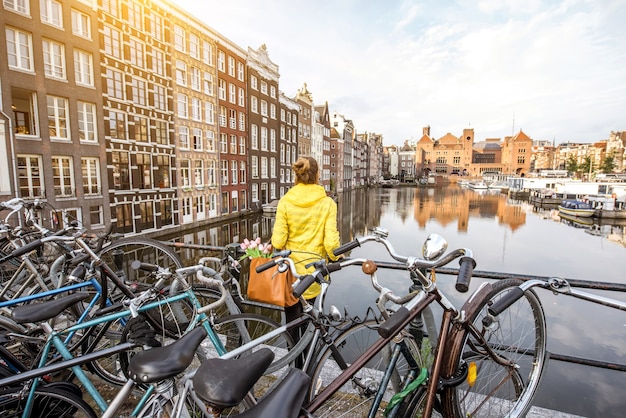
423, 126, 430, 137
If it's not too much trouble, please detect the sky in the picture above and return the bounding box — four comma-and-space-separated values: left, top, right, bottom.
171, 0, 626, 146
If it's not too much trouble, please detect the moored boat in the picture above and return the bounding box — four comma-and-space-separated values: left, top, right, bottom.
558, 199, 595, 218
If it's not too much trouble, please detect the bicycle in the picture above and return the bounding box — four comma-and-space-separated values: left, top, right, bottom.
273, 226, 548, 418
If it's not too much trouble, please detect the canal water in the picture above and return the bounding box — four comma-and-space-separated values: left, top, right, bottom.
162, 185, 626, 418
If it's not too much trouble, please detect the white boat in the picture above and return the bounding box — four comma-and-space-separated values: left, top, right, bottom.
558, 200, 595, 218
468, 181, 489, 190
262, 200, 279, 215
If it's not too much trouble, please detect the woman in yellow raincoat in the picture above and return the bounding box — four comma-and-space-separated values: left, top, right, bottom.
270, 156, 341, 349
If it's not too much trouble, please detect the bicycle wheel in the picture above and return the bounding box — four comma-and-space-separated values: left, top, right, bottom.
307, 320, 423, 417
98, 237, 183, 292
0, 385, 97, 417
441, 278, 548, 418
399, 386, 444, 418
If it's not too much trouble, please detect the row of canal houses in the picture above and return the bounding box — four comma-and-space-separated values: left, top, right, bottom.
0, 0, 384, 236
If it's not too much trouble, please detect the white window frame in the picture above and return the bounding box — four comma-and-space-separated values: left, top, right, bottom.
77, 101, 97, 143
4, 0, 30, 15
6, 27, 34, 72
81, 157, 101, 195
74, 49, 93, 86
47, 95, 69, 140
42, 39, 65, 79
71, 9, 91, 39
51, 155, 75, 197
41, 0, 63, 28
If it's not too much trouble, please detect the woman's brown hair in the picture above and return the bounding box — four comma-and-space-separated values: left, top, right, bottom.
292, 157, 319, 185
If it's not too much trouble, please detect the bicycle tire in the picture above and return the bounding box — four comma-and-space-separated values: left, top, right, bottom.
306, 320, 423, 418
399, 385, 445, 418
97, 237, 183, 292
441, 278, 548, 418
0, 385, 97, 417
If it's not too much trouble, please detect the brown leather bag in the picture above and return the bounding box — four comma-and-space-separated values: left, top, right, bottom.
247, 257, 299, 307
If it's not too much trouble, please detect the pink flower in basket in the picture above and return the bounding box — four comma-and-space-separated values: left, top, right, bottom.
240, 237, 272, 260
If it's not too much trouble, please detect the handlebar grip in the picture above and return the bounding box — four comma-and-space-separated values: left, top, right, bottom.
488, 287, 525, 316
292, 274, 316, 298
255, 259, 277, 273
10, 239, 43, 258
378, 307, 410, 339
455, 256, 476, 293
332, 240, 360, 257
131, 260, 159, 272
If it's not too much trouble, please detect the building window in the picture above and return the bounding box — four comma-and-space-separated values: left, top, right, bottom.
136, 153, 152, 189
251, 96, 258, 113
180, 159, 190, 187
231, 190, 238, 212
77, 101, 97, 142
74, 49, 93, 86
518, 155, 526, 164
175, 60, 186, 85
101, 0, 119, 17
228, 56, 235, 77
71, 9, 91, 39
196, 195, 206, 219
261, 127, 268, 151
260, 81, 268, 95
174, 25, 185, 52
51, 156, 74, 197
207, 160, 216, 185
229, 83, 236, 104
218, 79, 226, 100
112, 151, 130, 190
219, 106, 227, 127
154, 155, 171, 188
152, 49, 165, 76
129, 38, 144, 67
270, 129, 276, 152
148, 12, 163, 41
194, 160, 204, 187
217, 51, 225, 72
221, 192, 229, 214
41, 0, 62, 27
251, 75, 258, 90
190, 67, 201, 91
190, 128, 202, 151
153, 85, 167, 111
191, 98, 202, 121
108, 110, 126, 139
179, 126, 189, 149
177, 94, 188, 118
203, 72, 214, 95
130, 78, 146, 106
220, 133, 227, 153
239, 135, 245, 155
270, 85, 277, 98
134, 115, 148, 142
12, 89, 38, 136
81, 157, 100, 195
260, 100, 268, 117
17, 155, 44, 198
231, 161, 238, 185
203, 41, 213, 65
115, 202, 132, 233
6, 27, 33, 71
42, 39, 65, 79
4, 0, 30, 15
139, 201, 154, 230
237, 62, 244, 81
103, 26, 121, 59
47, 95, 69, 140
251, 156, 258, 179
205, 102, 215, 124
106, 69, 124, 99
261, 157, 268, 178
239, 161, 246, 184
251, 125, 258, 150
221, 160, 228, 185
154, 120, 168, 145
127, 1, 142, 30
89, 205, 103, 226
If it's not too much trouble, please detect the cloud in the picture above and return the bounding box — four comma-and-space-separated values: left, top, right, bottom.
172, 0, 626, 145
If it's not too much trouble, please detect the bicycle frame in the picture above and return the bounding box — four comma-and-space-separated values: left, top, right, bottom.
0, 278, 229, 417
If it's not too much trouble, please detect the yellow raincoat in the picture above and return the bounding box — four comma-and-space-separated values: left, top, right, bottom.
270, 183, 341, 300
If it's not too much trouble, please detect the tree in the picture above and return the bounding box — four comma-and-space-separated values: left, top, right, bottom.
565, 155, 578, 175
600, 153, 616, 173
579, 156, 593, 180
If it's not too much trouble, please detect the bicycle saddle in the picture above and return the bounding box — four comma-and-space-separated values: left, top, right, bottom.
11, 292, 90, 324
193, 348, 274, 408
236, 368, 311, 418
128, 326, 207, 384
